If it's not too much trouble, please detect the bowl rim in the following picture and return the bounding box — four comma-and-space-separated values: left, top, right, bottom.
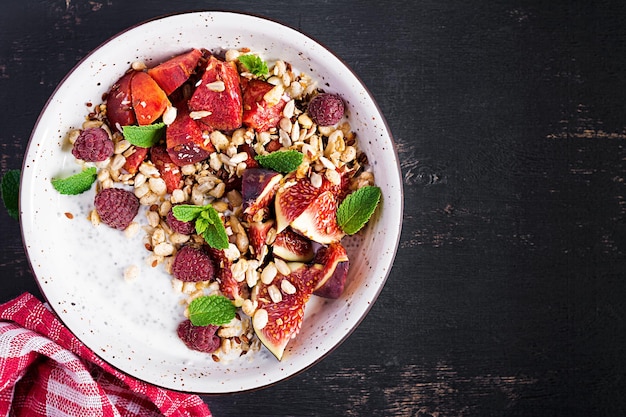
19, 9, 405, 394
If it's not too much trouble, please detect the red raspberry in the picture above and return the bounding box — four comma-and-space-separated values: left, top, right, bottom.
71, 127, 114, 162
94, 188, 139, 230
307, 93, 345, 126
177, 320, 220, 353
171, 246, 215, 282
166, 208, 196, 235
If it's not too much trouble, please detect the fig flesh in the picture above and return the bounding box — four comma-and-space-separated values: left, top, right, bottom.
289, 190, 345, 245
253, 262, 323, 360
313, 243, 350, 299
273, 227, 314, 262
242, 168, 283, 221
247, 219, 274, 261
274, 175, 324, 234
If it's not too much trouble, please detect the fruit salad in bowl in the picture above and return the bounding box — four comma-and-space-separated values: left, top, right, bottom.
21, 11, 402, 393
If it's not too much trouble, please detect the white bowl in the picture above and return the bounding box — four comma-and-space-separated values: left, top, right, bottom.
20, 11, 403, 394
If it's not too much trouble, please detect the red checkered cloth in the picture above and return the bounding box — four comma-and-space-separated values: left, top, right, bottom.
0, 293, 212, 417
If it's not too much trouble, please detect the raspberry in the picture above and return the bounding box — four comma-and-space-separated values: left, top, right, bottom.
177, 320, 220, 353
71, 127, 114, 162
171, 246, 215, 282
94, 188, 139, 230
307, 93, 345, 126
166, 208, 196, 235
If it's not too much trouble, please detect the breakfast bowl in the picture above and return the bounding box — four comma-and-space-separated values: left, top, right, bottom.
20, 11, 403, 394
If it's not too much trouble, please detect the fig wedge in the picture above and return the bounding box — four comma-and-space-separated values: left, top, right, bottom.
242, 168, 283, 221
248, 219, 274, 261
289, 190, 345, 245
274, 175, 323, 234
313, 243, 349, 299
273, 227, 314, 262
253, 262, 323, 360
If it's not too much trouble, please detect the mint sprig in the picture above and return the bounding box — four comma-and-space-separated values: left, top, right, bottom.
188, 294, 236, 326
172, 204, 229, 249
238, 54, 269, 77
51, 167, 97, 195
336, 186, 382, 235
122, 123, 165, 148
255, 150, 303, 173
1, 169, 20, 220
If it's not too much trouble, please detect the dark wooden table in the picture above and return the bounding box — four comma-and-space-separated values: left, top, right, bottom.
2, 1, 626, 416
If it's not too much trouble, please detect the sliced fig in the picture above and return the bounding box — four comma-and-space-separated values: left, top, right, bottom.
166, 107, 213, 166
150, 146, 183, 193
253, 262, 323, 360
247, 219, 274, 261
313, 243, 350, 299
274, 175, 323, 234
289, 190, 345, 245
147, 48, 202, 95
242, 168, 283, 221
273, 227, 314, 262
130, 71, 171, 126
188, 56, 243, 131
207, 247, 247, 302
242, 79, 287, 132
106, 70, 136, 132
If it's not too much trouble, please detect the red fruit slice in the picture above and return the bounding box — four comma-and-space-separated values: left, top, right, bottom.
166, 107, 213, 166
122, 146, 148, 174
150, 146, 183, 193
188, 56, 243, 131
106, 71, 136, 132
274, 175, 322, 234
207, 247, 247, 302
253, 262, 323, 360
312, 243, 349, 299
242, 168, 283, 221
273, 227, 314, 262
130, 71, 171, 126
248, 219, 274, 261
147, 48, 202, 95
290, 190, 345, 244
242, 79, 287, 132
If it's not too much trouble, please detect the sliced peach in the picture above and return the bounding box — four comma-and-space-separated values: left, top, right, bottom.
106, 71, 136, 131
130, 71, 170, 126
147, 48, 203, 95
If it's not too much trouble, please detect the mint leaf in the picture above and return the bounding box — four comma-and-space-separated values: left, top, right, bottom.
201, 207, 229, 250
336, 186, 381, 235
172, 204, 205, 222
255, 150, 303, 173
172, 203, 229, 249
238, 54, 269, 77
1, 169, 20, 220
122, 123, 165, 148
51, 167, 97, 195
188, 295, 236, 326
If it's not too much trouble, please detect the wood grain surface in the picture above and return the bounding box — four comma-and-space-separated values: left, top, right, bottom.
2, 1, 626, 416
